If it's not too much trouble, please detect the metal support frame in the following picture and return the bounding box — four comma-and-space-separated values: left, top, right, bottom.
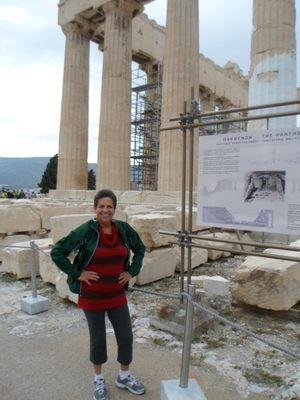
30, 240, 38, 298
130, 65, 162, 190
161, 97, 300, 289
180, 285, 195, 388
158, 95, 300, 391
161, 99, 300, 132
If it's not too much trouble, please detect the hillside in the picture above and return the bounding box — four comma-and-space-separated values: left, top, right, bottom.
0, 157, 96, 189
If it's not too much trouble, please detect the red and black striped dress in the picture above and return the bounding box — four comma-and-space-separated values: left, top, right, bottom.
77, 223, 128, 311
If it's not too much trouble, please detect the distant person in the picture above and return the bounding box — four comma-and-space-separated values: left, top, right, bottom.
6, 190, 14, 199
51, 189, 146, 400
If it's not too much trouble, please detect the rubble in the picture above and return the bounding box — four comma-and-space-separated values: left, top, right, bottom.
0, 253, 299, 399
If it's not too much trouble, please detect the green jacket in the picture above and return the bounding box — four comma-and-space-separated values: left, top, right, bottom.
50, 219, 145, 294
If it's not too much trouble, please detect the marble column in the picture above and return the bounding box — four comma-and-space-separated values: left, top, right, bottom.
57, 22, 89, 190
248, 0, 297, 130
158, 0, 199, 192
97, 0, 140, 190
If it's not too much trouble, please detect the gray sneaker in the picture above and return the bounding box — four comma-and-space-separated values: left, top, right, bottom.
115, 373, 145, 395
93, 378, 108, 400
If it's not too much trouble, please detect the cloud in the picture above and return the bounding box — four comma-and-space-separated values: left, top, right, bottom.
0, 0, 63, 65
0, 5, 34, 24
0, 63, 62, 156
144, 0, 252, 73
0, 0, 299, 163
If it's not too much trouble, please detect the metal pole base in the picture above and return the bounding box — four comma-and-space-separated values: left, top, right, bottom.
160, 379, 207, 400
21, 295, 49, 315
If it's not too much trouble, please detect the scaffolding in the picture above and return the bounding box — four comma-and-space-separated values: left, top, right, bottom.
130, 65, 243, 189
131, 64, 162, 190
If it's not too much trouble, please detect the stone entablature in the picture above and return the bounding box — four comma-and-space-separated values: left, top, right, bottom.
57, 3, 248, 108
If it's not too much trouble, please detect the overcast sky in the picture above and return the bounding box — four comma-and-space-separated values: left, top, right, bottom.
1, 0, 299, 162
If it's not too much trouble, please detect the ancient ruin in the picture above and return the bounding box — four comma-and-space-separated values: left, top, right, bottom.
1, 2, 300, 398
158, 0, 199, 190
56, 0, 249, 191
248, 0, 298, 130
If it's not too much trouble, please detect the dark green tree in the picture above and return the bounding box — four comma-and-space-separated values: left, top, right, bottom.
38, 154, 58, 193
88, 169, 96, 190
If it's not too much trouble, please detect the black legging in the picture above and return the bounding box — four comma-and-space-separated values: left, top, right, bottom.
84, 304, 133, 366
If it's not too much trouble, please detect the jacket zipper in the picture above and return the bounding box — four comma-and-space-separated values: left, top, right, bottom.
79, 224, 99, 296
72, 240, 85, 253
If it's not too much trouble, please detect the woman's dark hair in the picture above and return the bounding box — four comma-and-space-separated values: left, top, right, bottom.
94, 189, 117, 209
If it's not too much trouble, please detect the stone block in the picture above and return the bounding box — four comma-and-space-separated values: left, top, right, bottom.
0, 205, 41, 234
21, 295, 49, 315
232, 233, 255, 253
36, 204, 94, 230
0, 199, 10, 205
55, 271, 78, 304
233, 250, 300, 310
161, 379, 207, 400
49, 190, 95, 201
175, 206, 204, 230
175, 247, 208, 272
135, 248, 177, 285
150, 317, 184, 337
128, 213, 178, 248
202, 276, 230, 297
140, 191, 181, 204
50, 214, 94, 243
119, 191, 142, 204
183, 275, 208, 287
249, 231, 300, 245
124, 204, 177, 218
1, 238, 53, 278
0, 234, 30, 262
39, 249, 60, 285
199, 232, 235, 260
290, 239, 300, 248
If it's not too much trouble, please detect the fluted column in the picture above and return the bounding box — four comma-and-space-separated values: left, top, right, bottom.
158, 0, 199, 191
248, 0, 297, 130
97, 0, 139, 190
57, 22, 89, 190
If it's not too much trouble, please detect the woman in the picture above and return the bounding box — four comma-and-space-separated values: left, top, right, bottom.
51, 189, 146, 400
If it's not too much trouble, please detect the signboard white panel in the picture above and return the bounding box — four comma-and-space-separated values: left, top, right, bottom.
197, 128, 300, 234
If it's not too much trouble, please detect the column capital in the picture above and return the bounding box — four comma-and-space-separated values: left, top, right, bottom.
102, 0, 143, 17
62, 17, 95, 39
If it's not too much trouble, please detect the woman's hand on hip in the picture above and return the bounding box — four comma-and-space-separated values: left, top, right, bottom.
119, 271, 132, 285
78, 271, 99, 286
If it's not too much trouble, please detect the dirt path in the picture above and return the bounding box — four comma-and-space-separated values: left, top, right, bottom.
0, 318, 271, 400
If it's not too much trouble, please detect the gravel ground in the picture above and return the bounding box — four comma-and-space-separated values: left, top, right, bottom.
0, 255, 300, 399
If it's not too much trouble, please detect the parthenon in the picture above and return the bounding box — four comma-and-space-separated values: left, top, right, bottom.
56, 0, 298, 192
